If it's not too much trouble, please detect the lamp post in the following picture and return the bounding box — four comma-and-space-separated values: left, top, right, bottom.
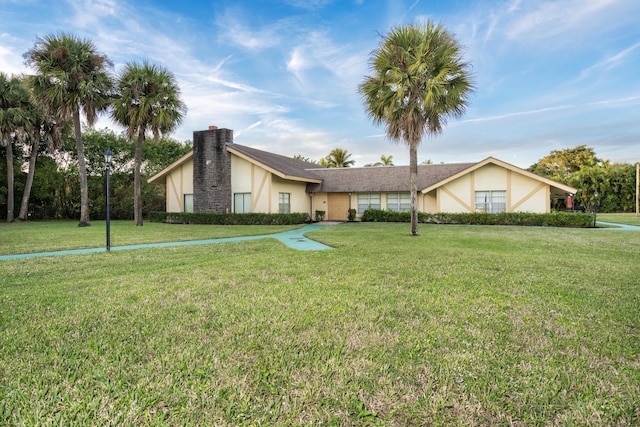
593, 191, 598, 228
104, 149, 113, 251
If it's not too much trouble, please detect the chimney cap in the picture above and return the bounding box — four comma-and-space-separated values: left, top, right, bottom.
208, 125, 218, 130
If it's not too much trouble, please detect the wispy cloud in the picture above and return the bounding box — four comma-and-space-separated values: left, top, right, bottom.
504, 0, 616, 42
463, 105, 571, 123
215, 9, 295, 50
577, 41, 640, 80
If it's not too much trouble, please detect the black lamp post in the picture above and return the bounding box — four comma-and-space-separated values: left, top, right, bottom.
593, 191, 598, 228
104, 149, 113, 251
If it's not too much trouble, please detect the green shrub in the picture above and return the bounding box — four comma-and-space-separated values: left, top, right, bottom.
148, 211, 310, 225
347, 208, 357, 221
359, 209, 594, 228
314, 210, 325, 222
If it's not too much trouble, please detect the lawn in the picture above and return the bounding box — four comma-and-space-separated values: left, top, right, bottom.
0, 221, 639, 426
597, 212, 640, 227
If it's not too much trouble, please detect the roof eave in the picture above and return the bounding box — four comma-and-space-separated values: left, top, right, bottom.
148, 150, 194, 184
227, 146, 322, 183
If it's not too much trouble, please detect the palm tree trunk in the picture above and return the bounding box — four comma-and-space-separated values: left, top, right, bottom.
74, 109, 91, 227
134, 128, 145, 226
18, 139, 39, 221
409, 142, 419, 236
5, 139, 14, 222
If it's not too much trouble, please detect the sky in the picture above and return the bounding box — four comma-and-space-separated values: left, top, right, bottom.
1, 0, 639, 168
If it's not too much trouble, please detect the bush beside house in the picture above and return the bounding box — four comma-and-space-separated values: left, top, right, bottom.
148, 211, 310, 225
360, 209, 595, 227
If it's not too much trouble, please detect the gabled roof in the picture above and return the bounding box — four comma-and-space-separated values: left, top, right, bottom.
149, 144, 576, 196
226, 144, 322, 183
148, 143, 323, 185
421, 157, 577, 194
306, 162, 475, 193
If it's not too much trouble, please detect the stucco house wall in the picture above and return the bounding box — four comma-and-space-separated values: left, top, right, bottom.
162, 156, 193, 213
271, 175, 310, 213
438, 174, 473, 213
231, 155, 311, 214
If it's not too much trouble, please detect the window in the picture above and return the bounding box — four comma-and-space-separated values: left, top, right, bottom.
475, 191, 506, 213
279, 192, 290, 214
387, 192, 411, 212
357, 193, 381, 214
184, 194, 194, 213
234, 193, 251, 213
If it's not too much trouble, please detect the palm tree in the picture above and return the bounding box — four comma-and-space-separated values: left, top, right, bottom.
111, 62, 186, 226
359, 22, 473, 235
17, 104, 65, 221
24, 33, 113, 227
365, 154, 394, 167
0, 73, 32, 222
322, 148, 355, 168
374, 154, 394, 166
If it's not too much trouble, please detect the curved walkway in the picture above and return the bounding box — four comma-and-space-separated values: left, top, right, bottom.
595, 221, 640, 231
0, 223, 337, 261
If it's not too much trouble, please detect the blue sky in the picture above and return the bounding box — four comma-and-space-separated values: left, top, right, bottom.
1, 0, 639, 168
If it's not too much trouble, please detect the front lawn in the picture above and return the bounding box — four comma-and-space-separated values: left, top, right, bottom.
597, 212, 640, 227
1, 222, 638, 425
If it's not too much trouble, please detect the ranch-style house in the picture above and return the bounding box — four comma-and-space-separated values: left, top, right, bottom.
148, 126, 577, 221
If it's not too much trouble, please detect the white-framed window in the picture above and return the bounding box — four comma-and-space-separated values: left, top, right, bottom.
234, 193, 251, 213
475, 191, 507, 213
184, 194, 194, 213
279, 192, 290, 214
387, 192, 411, 212
357, 193, 381, 214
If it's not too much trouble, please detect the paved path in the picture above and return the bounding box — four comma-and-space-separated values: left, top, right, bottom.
595, 221, 640, 231
0, 223, 336, 261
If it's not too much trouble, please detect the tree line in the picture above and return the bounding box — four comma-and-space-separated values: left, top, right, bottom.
529, 145, 637, 213
0, 128, 191, 221
1, 33, 185, 226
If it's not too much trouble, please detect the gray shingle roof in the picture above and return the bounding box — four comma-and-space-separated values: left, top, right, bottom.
227, 143, 323, 181
229, 143, 476, 192
306, 163, 475, 193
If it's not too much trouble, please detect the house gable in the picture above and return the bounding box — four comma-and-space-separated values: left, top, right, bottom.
423, 158, 576, 214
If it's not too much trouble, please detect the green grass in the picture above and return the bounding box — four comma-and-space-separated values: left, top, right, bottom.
1, 222, 639, 425
0, 220, 300, 255
597, 212, 640, 227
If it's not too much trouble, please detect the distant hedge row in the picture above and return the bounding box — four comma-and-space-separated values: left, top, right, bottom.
148, 211, 310, 225
360, 209, 595, 228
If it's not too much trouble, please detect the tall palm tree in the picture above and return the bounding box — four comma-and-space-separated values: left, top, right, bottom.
0, 73, 32, 222
112, 62, 186, 226
322, 148, 355, 168
24, 33, 113, 227
359, 22, 473, 235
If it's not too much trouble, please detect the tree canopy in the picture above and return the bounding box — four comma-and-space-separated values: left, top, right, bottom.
359, 22, 474, 235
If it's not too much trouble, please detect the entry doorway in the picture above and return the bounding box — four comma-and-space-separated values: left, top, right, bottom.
327, 193, 350, 221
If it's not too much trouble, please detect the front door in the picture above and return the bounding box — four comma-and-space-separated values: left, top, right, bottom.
327, 193, 350, 221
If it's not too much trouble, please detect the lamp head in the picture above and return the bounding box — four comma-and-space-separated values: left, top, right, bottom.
104, 149, 114, 165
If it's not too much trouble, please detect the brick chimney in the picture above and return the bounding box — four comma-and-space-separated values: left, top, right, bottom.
193, 126, 233, 213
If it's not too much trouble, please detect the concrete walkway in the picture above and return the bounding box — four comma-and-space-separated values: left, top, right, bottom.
0, 223, 337, 261
595, 221, 640, 230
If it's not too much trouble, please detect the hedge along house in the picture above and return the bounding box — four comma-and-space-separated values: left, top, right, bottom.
148, 126, 577, 221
